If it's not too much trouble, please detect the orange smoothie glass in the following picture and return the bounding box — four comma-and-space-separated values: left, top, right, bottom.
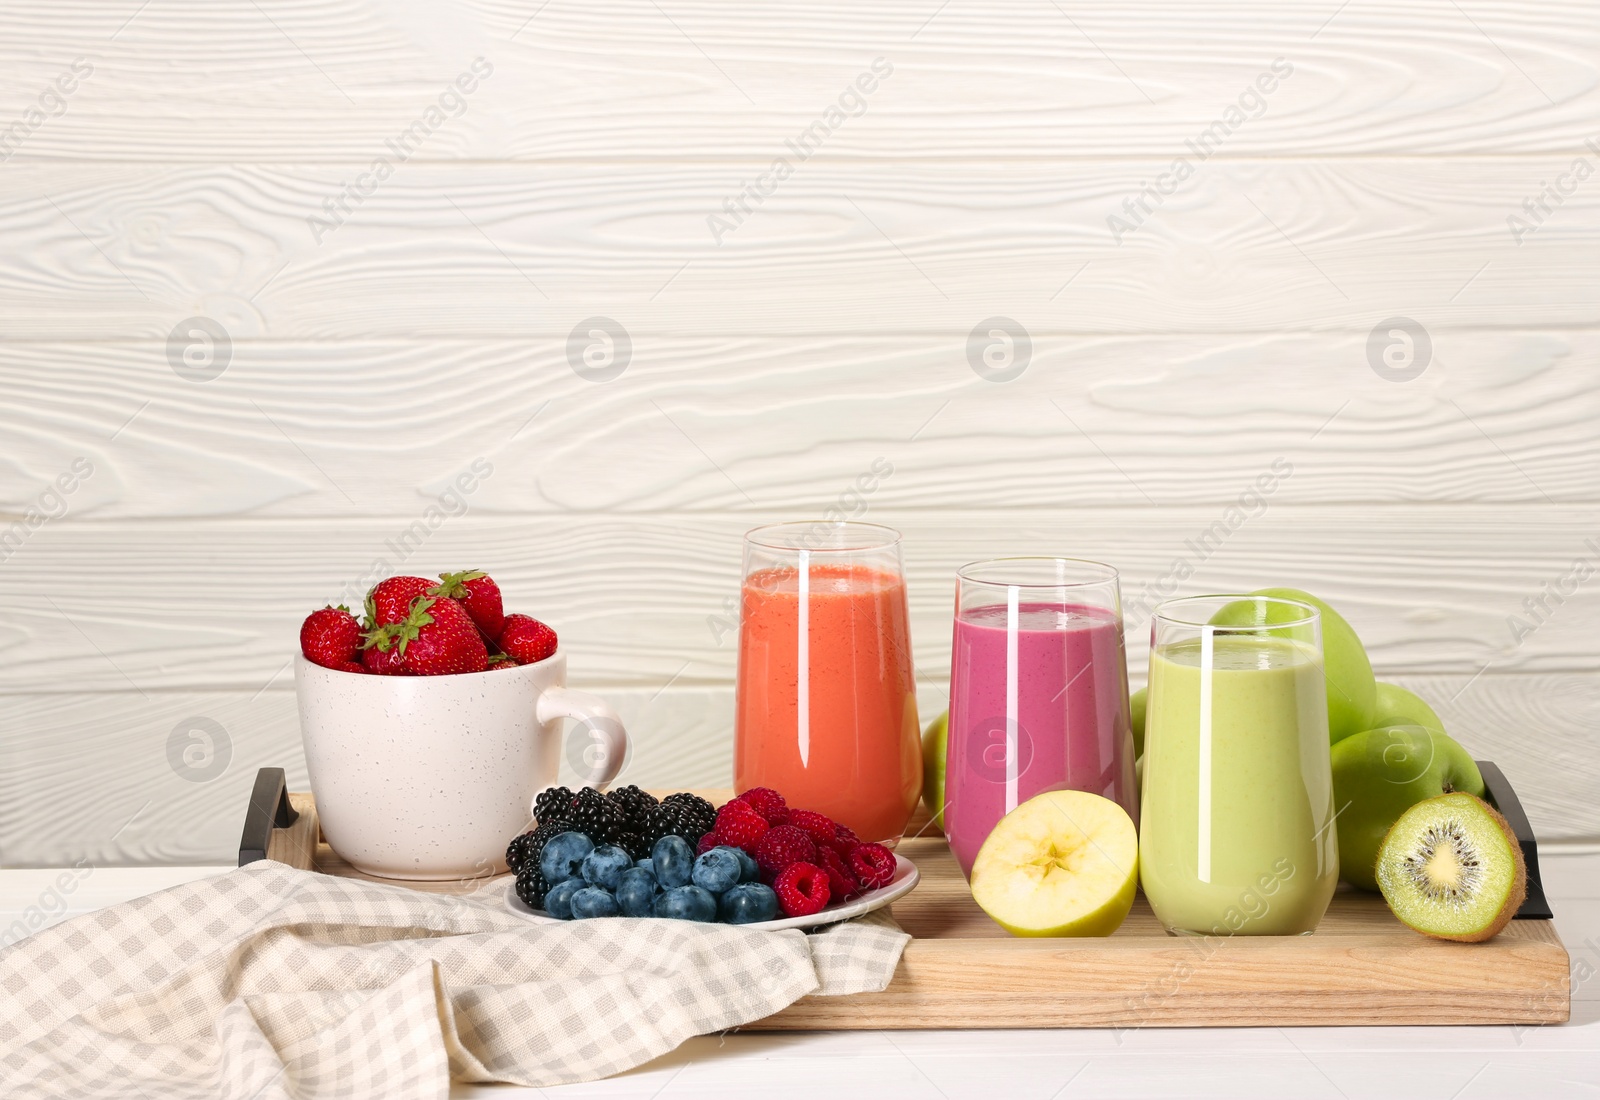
735, 521, 922, 844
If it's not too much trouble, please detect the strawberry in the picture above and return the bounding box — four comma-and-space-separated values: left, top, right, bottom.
500, 613, 558, 664
365, 576, 435, 627
389, 595, 488, 676
486, 654, 521, 671
360, 626, 411, 675
430, 570, 505, 643
300, 605, 364, 670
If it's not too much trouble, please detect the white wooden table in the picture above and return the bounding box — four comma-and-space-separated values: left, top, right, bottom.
4, 853, 1595, 1099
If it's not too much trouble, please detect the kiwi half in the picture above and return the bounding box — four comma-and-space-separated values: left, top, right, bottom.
1376, 792, 1527, 942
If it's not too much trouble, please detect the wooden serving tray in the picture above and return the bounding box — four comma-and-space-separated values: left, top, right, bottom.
239, 767, 1571, 1028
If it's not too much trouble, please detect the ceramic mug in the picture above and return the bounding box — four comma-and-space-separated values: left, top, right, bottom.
293, 650, 627, 880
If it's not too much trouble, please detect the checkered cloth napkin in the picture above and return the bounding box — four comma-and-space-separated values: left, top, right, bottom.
0, 861, 908, 1099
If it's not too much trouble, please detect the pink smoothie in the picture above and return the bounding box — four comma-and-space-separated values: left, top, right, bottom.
945, 601, 1138, 876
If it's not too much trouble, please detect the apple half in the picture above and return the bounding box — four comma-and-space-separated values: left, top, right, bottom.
970, 790, 1138, 937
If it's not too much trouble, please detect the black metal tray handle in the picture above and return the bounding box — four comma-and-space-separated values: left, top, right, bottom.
238, 767, 298, 866
1477, 760, 1553, 920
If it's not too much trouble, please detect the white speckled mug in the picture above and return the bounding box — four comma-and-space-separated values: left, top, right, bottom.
293, 651, 627, 880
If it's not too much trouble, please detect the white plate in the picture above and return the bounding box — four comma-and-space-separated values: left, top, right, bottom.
504, 853, 919, 931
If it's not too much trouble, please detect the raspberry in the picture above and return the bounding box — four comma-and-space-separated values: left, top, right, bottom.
754, 825, 817, 879
850, 843, 896, 891
696, 831, 720, 856
785, 809, 838, 847
737, 786, 789, 825
773, 862, 831, 917
817, 844, 860, 902
818, 823, 861, 860
714, 799, 770, 850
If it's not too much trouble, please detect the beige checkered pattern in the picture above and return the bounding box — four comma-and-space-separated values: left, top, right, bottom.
0, 861, 908, 1098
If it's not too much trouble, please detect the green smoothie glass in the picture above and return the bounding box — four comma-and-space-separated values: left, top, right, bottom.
1139, 595, 1339, 936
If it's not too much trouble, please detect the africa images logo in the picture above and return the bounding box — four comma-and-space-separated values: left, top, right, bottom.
1107, 57, 1294, 244
307, 57, 494, 243
707, 58, 894, 245
0, 58, 93, 162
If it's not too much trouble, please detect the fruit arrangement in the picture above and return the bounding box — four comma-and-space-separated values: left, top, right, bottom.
298, 570, 559, 675
920, 584, 1528, 943
507, 785, 898, 923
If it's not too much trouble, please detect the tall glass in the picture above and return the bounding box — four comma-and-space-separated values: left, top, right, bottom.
945, 558, 1138, 876
735, 521, 921, 844
1140, 595, 1339, 936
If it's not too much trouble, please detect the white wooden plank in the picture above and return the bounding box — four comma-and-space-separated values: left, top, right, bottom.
0, 161, 1594, 338
1, 332, 1596, 523
0, 508, 1595, 695
1, 673, 1593, 866
1, 1, 1596, 161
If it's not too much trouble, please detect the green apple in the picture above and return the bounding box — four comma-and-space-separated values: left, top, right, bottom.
920, 710, 948, 830
1372, 681, 1444, 732
1212, 587, 1377, 745
1330, 725, 1485, 891
970, 790, 1138, 937
1128, 686, 1147, 759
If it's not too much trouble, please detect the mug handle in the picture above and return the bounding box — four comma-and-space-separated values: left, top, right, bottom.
535, 686, 629, 795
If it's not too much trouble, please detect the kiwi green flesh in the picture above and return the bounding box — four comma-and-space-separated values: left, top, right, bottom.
1376, 793, 1526, 942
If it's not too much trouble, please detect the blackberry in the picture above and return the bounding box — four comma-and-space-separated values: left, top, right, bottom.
534, 786, 576, 826
661, 792, 716, 830
659, 796, 716, 818
506, 820, 566, 873
514, 865, 551, 910
615, 830, 650, 861
567, 787, 615, 843
506, 832, 537, 874
643, 801, 712, 848
605, 785, 658, 832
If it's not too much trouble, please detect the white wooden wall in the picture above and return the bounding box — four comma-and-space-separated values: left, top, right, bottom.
1, 0, 1597, 865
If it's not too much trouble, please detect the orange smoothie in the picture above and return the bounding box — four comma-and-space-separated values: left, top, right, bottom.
735, 563, 922, 843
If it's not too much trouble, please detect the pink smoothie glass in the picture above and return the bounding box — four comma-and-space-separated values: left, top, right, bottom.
945, 557, 1139, 877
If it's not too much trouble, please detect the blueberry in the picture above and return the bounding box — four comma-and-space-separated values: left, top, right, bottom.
539, 832, 595, 885
616, 866, 658, 917
691, 848, 742, 895
651, 835, 695, 890
581, 844, 632, 891
543, 878, 585, 920
653, 885, 717, 922
724, 845, 760, 883
718, 883, 780, 925
569, 886, 620, 919
635, 857, 655, 876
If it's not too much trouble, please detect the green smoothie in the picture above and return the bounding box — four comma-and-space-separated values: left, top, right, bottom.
1139, 635, 1339, 935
